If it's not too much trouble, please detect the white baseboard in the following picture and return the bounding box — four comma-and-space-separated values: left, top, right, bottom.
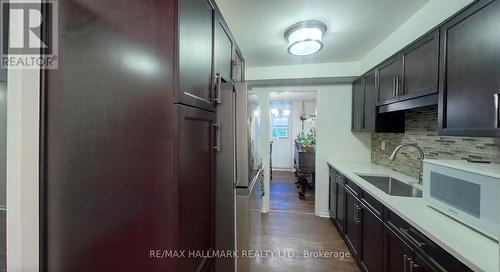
317, 212, 331, 218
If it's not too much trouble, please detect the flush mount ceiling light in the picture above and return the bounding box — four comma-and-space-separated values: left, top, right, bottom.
284, 20, 327, 56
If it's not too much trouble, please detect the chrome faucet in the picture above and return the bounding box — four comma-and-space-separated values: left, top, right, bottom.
389, 144, 425, 184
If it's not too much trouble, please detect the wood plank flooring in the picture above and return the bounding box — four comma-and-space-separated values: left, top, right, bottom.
250, 171, 359, 272
270, 171, 314, 214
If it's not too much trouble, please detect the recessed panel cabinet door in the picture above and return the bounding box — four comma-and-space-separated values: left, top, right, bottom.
352, 77, 365, 131
345, 189, 360, 258
439, 0, 500, 136
377, 57, 403, 105
359, 204, 384, 272
363, 72, 377, 131
215, 16, 233, 83
178, 0, 215, 111
175, 105, 216, 272
336, 183, 346, 234
385, 223, 414, 272
402, 30, 439, 100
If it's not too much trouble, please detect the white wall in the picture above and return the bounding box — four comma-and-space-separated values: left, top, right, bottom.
315, 84, 371, 217
254, 89, 271, 212
246, 62, 361, 80
7, 1, 41, 269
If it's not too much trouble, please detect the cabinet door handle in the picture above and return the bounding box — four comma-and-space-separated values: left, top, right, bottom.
400, 228, 426, 248
396, 76, 400, 96
213, 123, 221, 151
494, 93, 499, 128
214, 73, 222, 104
409, 260, 415, 272
392, 77, 396, 97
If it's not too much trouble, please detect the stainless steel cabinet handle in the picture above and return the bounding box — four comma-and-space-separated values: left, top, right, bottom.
356, 204, 362, 223
213, 123, 221, 151
214, 73, 222, 104
400, 228, 425, 248
403, 255, 408, 272
353, 204, 358, 223
396, 76, 400, 96
494, 93, 499, 128
409, 260, 415, 272
392, 77, 396, 97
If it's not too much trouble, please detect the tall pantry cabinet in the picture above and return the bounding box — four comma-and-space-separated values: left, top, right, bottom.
41, 0, 242, 271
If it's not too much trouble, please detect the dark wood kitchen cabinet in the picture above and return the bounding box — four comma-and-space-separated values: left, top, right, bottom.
178, 0, 216, 111
401, 30, 439, 100
328, 168, 337, 219
329, 165, 474, 272
377, 56, 403, 105
352, 77, 365, 131
438, 0, 500, 137
363, 72, 377, 131
336, 178, 346, 234
344, 183, 361, 259
41, 0, 241, 270
351, 72, 405, 133
359, 202, 384, 272
384, 222, 414, 272
214, 13, 233, 83
374, 31, 439, 113
174, 105, 216, 272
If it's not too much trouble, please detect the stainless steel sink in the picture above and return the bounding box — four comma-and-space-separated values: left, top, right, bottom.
357, 175, 422, 198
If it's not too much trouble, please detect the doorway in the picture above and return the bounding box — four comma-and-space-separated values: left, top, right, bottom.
269, 91, 317, 214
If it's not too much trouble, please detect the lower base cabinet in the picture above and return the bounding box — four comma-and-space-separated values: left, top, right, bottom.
359, 203, 384, 272
385, 222, 414, 272
328, 165, 473, 272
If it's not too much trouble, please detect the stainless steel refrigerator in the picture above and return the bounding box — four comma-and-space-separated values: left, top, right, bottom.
216, 82, 263, 272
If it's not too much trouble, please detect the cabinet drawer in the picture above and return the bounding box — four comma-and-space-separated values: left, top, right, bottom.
360, 191, 384, 219
385, 211, 467, 272
345, 179, 361, 196
334, 170, 346, 185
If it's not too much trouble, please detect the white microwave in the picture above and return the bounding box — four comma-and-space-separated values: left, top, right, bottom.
423, 159, 500, 241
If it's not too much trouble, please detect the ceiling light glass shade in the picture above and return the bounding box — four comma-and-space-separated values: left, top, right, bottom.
284, 21, 327, 56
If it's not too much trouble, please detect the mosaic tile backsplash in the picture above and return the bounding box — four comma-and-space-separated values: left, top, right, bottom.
371, 105, 500, 179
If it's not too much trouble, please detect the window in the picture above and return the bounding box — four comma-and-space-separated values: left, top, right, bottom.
271, 103, 291, 139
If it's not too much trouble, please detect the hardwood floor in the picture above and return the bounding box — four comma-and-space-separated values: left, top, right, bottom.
270, 171, 314, 214
250, 171, 360, 272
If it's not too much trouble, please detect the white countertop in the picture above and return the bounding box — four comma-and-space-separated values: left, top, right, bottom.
328, 160, 499, 272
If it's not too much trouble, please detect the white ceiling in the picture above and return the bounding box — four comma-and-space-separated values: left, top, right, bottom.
216, 0, 429, 67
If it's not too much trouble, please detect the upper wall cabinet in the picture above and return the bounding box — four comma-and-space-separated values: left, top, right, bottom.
178, 0, 216, 112
401, 30, 439, 100
352, 71, 405, 133
377, 56, 403, 105
438, 0, 500, 137
215, 13, 233, 83
352, 77, 365, 131
376, 30, 439, 111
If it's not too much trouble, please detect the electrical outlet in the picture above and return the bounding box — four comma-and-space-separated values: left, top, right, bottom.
381, 141, 386, 151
